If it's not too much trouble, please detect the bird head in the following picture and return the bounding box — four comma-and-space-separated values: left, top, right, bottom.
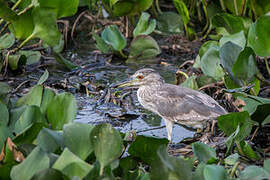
115, 68, 165, 88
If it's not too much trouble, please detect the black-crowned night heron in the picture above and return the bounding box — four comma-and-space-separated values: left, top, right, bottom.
117, 68, 227, 141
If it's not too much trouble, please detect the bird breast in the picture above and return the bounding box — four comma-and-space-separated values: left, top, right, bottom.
137, 86, 160, 115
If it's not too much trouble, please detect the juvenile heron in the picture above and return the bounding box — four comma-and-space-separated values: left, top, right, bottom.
117, 68, 227, 141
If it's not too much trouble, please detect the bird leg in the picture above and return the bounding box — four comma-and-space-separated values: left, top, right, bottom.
164, 119, 174, 142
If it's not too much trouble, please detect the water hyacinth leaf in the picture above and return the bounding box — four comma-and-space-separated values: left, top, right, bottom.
239, 141, 260, 160
0, 33, 15, 49
264, 159, 270, 173
181, 76, 198, 90
151, 145, 192, 180
53, 148, 93, 178
199, 40, 219, 58
219, 31, 246, 50
232, 47, 257, 81
248, 14, 270, 57
127, 0, 153, 15
239, 165, 270, 179
19, 50, 41, 65
192, 163, 206, 180
53, 52, 77, 70
108, 1, 133, 17
0, 82, 11, 95
250, 103, 270, 125
101, 25, 126, 51
203, 165, 227, 180
38, 70, 49, 85
249, 0, 270, 18
31, 7, 62, 47
224, 153, 239, 165
128, 135, 168, 165
40, 88, 56, 114
16, 85, 43, 107
10, 147, 50, 180
90, 124, 123, 175
196, 75, 216, 88
200, 47, 224, 80
36, 128, 64, 153
92, 31, 111, 53
0, 126, 12, 154
63, 123, 94, 160
0, 0, 17, 21
52, 35, 65, 53
218, 111, 253, 142
0, 101, 9, 126
31, 168, 68, 180
192, 142, 218, 163
9, 106, 27, 130
8, 54, 27, 71
173, 0, 189, 25
133, 12, 156, 37
237, 95, 270, 114
156, 11, 184, 34
129, 35, 161, 60
47, 92, 77, 130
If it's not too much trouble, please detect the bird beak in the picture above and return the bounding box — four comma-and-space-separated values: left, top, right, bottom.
111, 78, 137, 88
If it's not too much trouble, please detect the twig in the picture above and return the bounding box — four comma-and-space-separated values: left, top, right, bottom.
230, 161, 240, 177
199, 81, 224, 91
250, 126, 259, 141
137, 125, 166, 133
12, 80, 30, 93
264, 57, 270, 76
71, 10, 88, 44
179, 60, 194, 69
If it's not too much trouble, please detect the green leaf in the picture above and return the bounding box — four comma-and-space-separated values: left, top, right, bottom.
232, 47, 257, 82
239, 165, 270, 180
264, 159, 270, 173
224, 153, 239, 165
192, 163, 206, 180
218, 111, 253, 142
239, 141, 260, 160
203, 165, 228, 180
52, 148, 93, 179
53, 52, 77, 70
47, 92, 77, 130
128, 35, 161, 61
0, 82, 11, 95
36, 128, 64, 153
219, 31, 246, 50
92, 31, 111, 53
31, 168, 68, 180
248, 14, 270, 57
181, 76, 198, 90
250, 103, 270, 125
16, 85, 43, 107
192, 142, 218, 163
0, 33, 15, 49
237, 94, 270, 114
156, 12, 184, 34
0, 0, 17, 21
38, 70, 49, 85
133, 12, 156, 37
199, 40, 219, 58
10, 147, 50, 180
19, 50, 41, 65
200, 47, 224, 80
249, 0, 270, 18
128, 135, 168, 165
101, 25, 126, 51
173, 0, 190, 25
63, 123, 94, 160
0, 100, 9, 126
40, 87, 56, 114
8, 54, 27, 71
90, 124, 123, 175
0, 125, 12, 154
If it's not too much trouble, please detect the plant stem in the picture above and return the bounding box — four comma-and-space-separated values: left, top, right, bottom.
151, 3, 158, 18
11, 0, 23, 10
230, 161, 240, 177
233, 0, 239, 15
240, 0, 246, 16
201, 0, 209, 34
219, 0, 226, 11
155, 0, 162, 14
119, 50, 127, 59
236, 141, 244, 155
18, 33, 35, 49
265, 57, 270, 76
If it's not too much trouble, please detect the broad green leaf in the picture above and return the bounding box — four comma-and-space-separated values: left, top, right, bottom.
36, 128, 64, 153
40, 88, 56, 114
128, 0, 153, 15
249, 0, 270, 19
31, 168, 68, 180
200, 47, 224, 80
128, 135, 168, 165
0, 33, 15, 49
90, 124, 123, 175
239, 165, 270, 180
0, 100, 9, 126
92, 31, 111, 53
220, 41, 243, 85
192, 163, 206, 180
19, 50, 41, 65
264, 159, 270, 173
173, 0, 190, 25
203, 165, 227, 180
108, 1, 133, 17
181, 76, 198, 90
47, 92, 77, 130
192, 142, 217, 163
199, 40, 219, 58
9, 106, 27, 130
133, 12, 156, 37
38, 70, 49, 85
101, 25, 126, 51
250, 103, 270, 125
223, 0, 242, 16
239, 141, 260, 160
0, 82, 11, 95
10, 147, 50, 180
224, 153, 239, 165
151, 145, 192, 180
248, 14, 270, 57
232, 47, 257, 82
0, 0, 17, 21
52, 148, 93, 179
53, 52, 77, 70
63, 123, 94, 160
16, 85, 43, 107
0, 126, 12, 154
128, 35, 161, 61
156, 11, 184, 34
196, 75, 216, 88
219, 31, 246, 50
237, 94, 270, 114
8, 54, 27, 71
39, 0, 79, 18
218, 111, 253, 142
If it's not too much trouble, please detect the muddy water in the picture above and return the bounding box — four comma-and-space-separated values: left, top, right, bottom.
74, 61, 194, 143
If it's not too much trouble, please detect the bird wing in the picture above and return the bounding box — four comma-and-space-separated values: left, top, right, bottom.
150, 84, 226, 123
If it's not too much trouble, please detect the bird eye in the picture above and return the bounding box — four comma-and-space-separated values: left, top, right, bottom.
137, 75, 144, 80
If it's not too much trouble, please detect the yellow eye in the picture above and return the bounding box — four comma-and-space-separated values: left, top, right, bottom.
137, 75, 144, 80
